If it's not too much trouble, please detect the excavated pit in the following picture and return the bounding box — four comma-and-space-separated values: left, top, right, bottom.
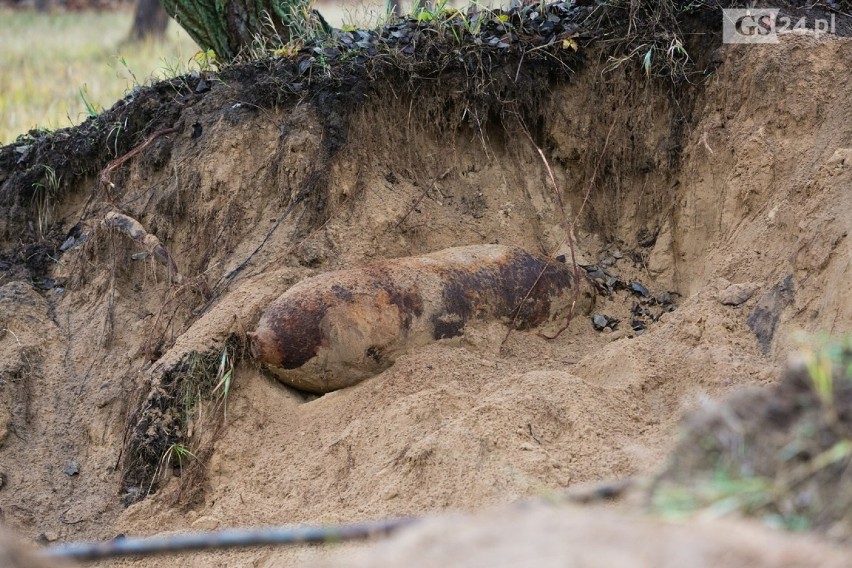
0, 10, 850, 566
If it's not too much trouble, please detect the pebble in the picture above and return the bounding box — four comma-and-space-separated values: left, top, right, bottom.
719, 283, 754, 306
630, 281, 651, 298
64, 461, 80, 476
591, 314, 609, 331
191, 516, 222, 530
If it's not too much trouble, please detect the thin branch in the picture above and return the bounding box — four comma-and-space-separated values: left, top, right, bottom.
99, 127, 179, 202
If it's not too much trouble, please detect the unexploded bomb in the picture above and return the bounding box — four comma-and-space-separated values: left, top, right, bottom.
249, 245, 594, 393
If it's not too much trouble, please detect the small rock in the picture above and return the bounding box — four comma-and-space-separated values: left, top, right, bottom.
42, 531, 59, 543
609, 329, 627, 341
59, 236, 77, 251
0, 472, 6, 490
191, 516, 222, 530
612, 249, 623, 259
64, 461, 80, 476
519, 443, 535, 451
630, 281, 651, 298
591, 314, 609, 331
719, 283, 754, 306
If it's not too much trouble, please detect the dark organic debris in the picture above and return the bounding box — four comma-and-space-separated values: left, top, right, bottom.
637, 227, 659, 248
747, 275, 795, 354
35, 278, 57, 291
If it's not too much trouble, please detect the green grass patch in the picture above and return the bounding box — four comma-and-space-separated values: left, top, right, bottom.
0, 8, 198, 145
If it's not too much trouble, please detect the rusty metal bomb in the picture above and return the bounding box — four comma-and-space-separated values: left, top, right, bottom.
249, 245, 593, 393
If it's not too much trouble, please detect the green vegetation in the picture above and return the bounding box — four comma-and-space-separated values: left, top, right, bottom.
652, 337, 852, 533
0, 8, 198, 145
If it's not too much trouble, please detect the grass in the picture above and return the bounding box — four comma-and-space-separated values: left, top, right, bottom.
0, 7, 199, 145
0, 3, 376, 145
0, 0, 512, 146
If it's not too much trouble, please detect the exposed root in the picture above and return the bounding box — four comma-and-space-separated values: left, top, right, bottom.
99, 127, 179, 203
103, 210, 186, 286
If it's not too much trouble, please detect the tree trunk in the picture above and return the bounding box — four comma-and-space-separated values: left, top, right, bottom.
129, 0, 170, 42
34, 0, 51, 12
160, 0, 318, 61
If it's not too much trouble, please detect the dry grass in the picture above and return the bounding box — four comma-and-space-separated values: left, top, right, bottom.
0, 8, 198, 145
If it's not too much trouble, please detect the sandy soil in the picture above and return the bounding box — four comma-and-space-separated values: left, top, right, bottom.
0, 28, 850, 567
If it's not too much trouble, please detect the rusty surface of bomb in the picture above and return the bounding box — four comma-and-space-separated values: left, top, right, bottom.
249, 245, 594, 393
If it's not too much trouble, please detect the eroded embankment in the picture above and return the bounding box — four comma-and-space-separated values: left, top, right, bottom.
0, 15, 849, 568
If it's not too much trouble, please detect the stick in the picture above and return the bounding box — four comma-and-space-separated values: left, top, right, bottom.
393, 183, 433, 230
40, 517, 417, 561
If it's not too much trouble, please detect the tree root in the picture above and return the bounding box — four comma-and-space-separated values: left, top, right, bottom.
103, 210, 187, 286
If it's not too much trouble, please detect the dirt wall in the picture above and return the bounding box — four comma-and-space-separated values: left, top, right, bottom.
0, 29, 849, 568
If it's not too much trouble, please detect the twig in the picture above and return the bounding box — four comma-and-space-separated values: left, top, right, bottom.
540, 108, 619, 340
393, 183, 433, 230
41, 517, 418, 561
196, 191, 308, 316
502, 115, 578, 345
